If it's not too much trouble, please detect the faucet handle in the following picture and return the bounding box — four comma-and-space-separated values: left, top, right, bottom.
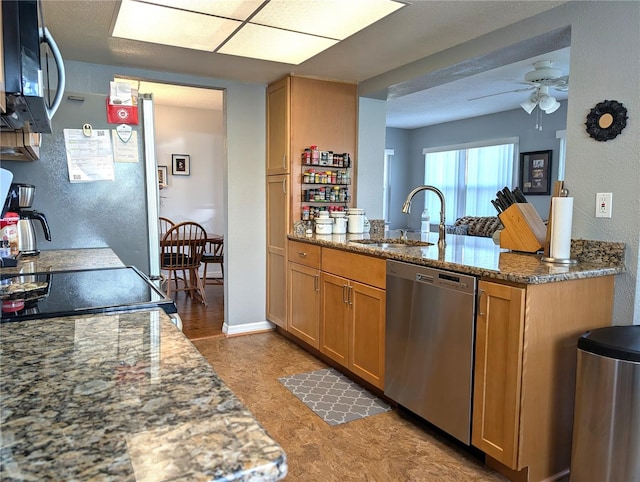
399, 229, 408, 241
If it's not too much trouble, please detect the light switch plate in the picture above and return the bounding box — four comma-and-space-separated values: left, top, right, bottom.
595, 192, 612, 218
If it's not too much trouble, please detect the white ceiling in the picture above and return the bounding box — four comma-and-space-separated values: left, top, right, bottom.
42, 0, 570, 127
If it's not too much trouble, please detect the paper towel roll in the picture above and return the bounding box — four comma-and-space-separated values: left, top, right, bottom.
550, 197, 573, 259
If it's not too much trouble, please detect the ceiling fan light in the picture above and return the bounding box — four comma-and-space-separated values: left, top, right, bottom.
542, 98, 561, 114
521, 98, 537, 114
538, 94, 556, 111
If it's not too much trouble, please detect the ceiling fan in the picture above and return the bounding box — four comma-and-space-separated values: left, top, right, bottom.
468, 60, 569, 114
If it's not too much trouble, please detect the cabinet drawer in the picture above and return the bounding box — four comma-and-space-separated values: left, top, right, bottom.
321, 247, 385, 289
288, 240, 321, 268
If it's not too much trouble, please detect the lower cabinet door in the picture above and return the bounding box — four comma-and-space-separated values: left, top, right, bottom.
287, 262, 320, 348
349, 280, 386, 389
320, 272, 349, 365
267, 251, 287, 328
472, 280, 525, 469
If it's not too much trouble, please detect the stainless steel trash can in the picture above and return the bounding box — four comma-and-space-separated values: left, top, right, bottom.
570, 325, 640, 482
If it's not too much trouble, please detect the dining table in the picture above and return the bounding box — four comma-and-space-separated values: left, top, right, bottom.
160, 232, 223, 245
159, 231, 223, 303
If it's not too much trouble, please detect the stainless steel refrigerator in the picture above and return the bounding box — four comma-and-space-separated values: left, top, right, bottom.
2, 92, 159, 275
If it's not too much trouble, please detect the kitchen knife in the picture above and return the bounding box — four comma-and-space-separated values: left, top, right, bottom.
502, 187, 517, 205
512, 186, 528, 203
496, 191, 511, 210
491, 199, 503, 214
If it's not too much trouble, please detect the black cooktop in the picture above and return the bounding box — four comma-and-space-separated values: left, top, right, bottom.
1, 266, 177, 323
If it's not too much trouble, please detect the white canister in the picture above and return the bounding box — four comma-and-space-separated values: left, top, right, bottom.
333, 217, 347, 234
347, 208, 365, 234
330, 211, 347, 234
315, 218, 333, 235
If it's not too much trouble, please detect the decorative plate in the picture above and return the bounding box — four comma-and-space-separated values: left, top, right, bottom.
585, 100, 628, 141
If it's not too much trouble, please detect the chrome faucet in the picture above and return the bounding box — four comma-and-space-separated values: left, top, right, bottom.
401, 185, 446, 248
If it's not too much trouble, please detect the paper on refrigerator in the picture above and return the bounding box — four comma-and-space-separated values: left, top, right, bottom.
64, 128, 115, 182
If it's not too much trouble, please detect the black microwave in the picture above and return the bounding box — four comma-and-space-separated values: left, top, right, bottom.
1, 0, 65, 134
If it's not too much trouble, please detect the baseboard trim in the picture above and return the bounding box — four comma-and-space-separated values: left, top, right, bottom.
223, 320, 276, 336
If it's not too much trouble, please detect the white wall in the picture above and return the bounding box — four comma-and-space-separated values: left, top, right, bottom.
223, 83, 267, 334
155, 104, 224, 233
562, 2, 640, 325
356, 97, 387, 219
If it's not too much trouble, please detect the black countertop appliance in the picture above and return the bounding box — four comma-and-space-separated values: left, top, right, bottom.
0, 266, 181, 328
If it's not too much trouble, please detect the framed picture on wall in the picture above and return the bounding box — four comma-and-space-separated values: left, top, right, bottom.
157, 165, 168, 189
172, 154, 190, 176
520, 150, 552, 195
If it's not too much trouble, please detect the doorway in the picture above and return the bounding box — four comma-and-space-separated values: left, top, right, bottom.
117, 78, 226, 336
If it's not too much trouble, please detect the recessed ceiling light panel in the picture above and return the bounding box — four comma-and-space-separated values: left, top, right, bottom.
252, 0, 406, 39
143, 0, 264, 20
218, 23, 338, 64
113, 0, 241, 51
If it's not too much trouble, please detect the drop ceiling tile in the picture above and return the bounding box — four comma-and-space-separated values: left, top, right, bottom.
143, 0, 263, 20
252, 0, 406, 39
113, 0, 241, 51
218, 23, 338, 64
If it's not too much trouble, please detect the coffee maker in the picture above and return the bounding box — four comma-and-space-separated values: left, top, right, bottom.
2, 183, 51, 255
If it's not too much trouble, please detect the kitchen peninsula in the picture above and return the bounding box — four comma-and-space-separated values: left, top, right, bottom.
1, 249, 287, 481
285, 231, 624, 482
288, 232, 625, 283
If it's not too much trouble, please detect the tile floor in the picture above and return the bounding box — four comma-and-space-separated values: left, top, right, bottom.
193, 331, 508, 481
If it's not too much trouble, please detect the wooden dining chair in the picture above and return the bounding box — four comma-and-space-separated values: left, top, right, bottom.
202, 238, 224, 285
159, 216, 177, 288
160, 221, 207, 305
159, 216, 175, 237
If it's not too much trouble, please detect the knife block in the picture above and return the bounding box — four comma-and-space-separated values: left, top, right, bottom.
498, 203, 546, 253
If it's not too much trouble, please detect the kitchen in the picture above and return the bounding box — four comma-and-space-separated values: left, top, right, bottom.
2, 0, 639, 481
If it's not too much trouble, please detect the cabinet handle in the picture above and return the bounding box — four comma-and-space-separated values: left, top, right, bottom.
477, 289, 485, 317
342, 284, 348, 304
297, 251, 307, 258
282, 154, 286, 170
348, 286, 353, 305
281, 178, 286, 193
314, 274, 319, 292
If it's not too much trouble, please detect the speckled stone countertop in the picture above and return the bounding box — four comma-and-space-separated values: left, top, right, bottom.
289, 231, 625, 284
2, 248, 125, 275
0, 309, 287, 481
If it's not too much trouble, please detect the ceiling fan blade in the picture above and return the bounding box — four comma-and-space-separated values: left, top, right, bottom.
551, 75, 569, 91
468, 86, 534, 101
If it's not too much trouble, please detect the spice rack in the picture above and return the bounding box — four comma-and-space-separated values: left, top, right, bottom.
300, 146, 352, 221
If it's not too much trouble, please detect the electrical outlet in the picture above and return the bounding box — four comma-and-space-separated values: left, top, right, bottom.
595, 192, 612, 218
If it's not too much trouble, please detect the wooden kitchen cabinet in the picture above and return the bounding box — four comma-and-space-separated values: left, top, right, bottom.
321, 248, 386, 389
266, 175, 289, 328
320, 272, 350, 365
266, 77, 290, 175
472, 281, 525, 469
287, 241, 321, 348
266, 76, 356, 329
472, 276, 615, 482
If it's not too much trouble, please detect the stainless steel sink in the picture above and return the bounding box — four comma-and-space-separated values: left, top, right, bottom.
349, 238, 433, 248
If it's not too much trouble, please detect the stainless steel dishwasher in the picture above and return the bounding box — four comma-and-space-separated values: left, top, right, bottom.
385, 259, 477, 444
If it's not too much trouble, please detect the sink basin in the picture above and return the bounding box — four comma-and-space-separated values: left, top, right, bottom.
349, 238, 433, 248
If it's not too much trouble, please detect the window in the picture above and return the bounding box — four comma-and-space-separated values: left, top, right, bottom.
423, 138, 517, 222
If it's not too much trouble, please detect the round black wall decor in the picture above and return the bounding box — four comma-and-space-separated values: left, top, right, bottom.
585, 100, 628, 141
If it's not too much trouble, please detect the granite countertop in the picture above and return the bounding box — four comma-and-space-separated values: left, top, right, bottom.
0, 309, 287, 481
2, 248, 125, 276
289, 231, 625, 284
